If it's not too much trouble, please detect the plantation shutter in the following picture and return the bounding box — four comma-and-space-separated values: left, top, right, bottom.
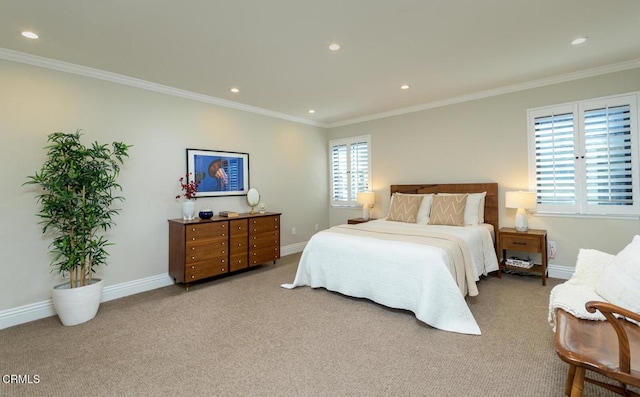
349, 140, 370, 202
330, 135, 371, 206
532, 106, 577, 212
529, 93, 639, 216
331, 144, 348, 203
582, 98, 638, 214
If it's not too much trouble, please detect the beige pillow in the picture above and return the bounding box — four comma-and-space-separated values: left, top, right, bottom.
387, 193, 423, 223
439, 192, 486, 225
428, 194, 468, 226
389, 193, 433, 224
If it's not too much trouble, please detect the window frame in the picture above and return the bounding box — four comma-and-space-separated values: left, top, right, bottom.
329, 134, 372, 207
527, 92, 640, 217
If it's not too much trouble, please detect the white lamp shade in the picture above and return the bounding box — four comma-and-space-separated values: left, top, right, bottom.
356, 191, 375, 206
505, 191, 536, 210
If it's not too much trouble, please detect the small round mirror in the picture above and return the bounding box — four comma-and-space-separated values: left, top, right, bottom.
247, 188, 260, 213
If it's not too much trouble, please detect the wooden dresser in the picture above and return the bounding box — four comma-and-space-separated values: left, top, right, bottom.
169, 212, 281, 289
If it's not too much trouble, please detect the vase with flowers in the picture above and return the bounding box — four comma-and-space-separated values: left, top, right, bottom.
176, 173, 200, 220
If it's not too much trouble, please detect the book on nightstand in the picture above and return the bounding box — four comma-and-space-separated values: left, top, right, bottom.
219, 211, 239, 217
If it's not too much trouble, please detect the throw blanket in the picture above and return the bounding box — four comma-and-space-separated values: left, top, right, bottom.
548, 249, 612, 331
328, 223, 478, 296
281, 222, 484, 335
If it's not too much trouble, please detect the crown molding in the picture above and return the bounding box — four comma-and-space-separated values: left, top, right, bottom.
328, 58, 640, 128
0, 48, 328, 128
2, 47, 638, 130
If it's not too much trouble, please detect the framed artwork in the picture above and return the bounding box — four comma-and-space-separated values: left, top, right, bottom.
186, 149, 249, 197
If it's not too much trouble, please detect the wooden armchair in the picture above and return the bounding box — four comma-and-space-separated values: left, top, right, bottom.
555, 301, 640, 397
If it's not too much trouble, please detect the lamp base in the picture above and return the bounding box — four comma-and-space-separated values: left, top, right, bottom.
514, 208, 528, 232
362, 207, 370, 221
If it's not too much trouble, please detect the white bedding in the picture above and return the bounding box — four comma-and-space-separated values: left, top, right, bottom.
281, 219, 499, 335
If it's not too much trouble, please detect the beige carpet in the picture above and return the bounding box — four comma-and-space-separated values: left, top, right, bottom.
0, 253, 627, 396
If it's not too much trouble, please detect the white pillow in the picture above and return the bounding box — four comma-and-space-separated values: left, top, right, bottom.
438, 192, 486, 226
595, 235, 640, 314
568, 249, 614, 287
387, 193, 433, 224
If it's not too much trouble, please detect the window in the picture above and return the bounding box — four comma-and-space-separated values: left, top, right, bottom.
330, 135, 371, 206
528, 93, 639, 216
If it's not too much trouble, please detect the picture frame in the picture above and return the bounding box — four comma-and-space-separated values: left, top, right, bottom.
186, 149, 249, 197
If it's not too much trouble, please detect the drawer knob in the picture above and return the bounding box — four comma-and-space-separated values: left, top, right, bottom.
191, 256, 195, 260
192, 228, 196, 231
222, 233, 226, 237
221, 259, 225, 263
192, 237, 196, 241
191, 265, 195, 269
238, 243, 242, 246
191, 247, 195, 250
238, 226, 242, 230
191, 275, 195, 279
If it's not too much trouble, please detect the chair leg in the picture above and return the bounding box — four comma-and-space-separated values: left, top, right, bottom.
565, 365, 577, 396
570, 367, 585, 397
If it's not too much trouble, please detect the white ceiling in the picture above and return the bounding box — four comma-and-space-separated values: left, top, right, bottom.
1, 0, 640, 127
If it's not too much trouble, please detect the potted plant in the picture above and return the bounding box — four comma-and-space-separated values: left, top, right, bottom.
176, 173, 200, 220
25, 131, 131, 326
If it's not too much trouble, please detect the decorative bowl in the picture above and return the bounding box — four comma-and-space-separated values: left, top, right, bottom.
198, 209, 214, 219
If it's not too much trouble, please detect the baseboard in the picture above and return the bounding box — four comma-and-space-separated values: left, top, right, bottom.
0, 242, 307, 330
281, 241, 306, 257
548, 263, 574, 280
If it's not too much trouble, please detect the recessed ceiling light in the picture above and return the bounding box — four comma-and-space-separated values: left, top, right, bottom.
400, 84, 411, 90
230, 87, 239, 93
571, 37, 588, 45
329, 43, 340, 51
21, 31, 38, 39
308, 109, 315, 114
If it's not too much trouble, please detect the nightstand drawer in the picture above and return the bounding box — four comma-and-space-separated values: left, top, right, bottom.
501, 234, 542, 252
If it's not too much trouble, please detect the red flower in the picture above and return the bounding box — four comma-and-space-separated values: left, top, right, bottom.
176, 173, 200, 200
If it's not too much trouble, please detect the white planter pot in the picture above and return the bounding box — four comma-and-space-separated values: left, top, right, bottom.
52, 278, 103, 326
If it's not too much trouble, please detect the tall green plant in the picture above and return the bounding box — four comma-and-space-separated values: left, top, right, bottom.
25, 131, 131, 288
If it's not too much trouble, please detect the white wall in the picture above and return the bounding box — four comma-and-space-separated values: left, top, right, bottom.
0, 59, 328, 312
329, 68, 640, 269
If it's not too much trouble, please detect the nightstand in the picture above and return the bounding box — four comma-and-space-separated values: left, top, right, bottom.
497, 227, 548, 286
347, 217, 375, 224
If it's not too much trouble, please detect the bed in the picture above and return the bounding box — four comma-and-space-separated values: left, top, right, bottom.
281, 183, 499, 335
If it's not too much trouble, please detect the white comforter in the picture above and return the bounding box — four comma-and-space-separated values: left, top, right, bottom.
281, 220, 498, 335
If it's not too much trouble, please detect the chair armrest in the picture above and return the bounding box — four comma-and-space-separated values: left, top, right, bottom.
587, 301, 640, 323
586, 301, 639, 374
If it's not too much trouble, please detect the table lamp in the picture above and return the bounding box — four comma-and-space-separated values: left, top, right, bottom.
356, 191, 375, 221
505, 191, 537, 232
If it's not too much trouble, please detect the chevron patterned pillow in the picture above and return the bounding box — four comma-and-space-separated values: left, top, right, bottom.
387, 193, 423, 223
428, 194, 468, 226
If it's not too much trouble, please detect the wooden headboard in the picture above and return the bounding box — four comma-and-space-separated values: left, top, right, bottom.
390, 183, 499, 234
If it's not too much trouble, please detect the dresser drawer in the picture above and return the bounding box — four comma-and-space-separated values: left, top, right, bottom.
250, 246, 280, 265
185, 243, 227, 264
501, 234, 542, 252
185, 222, 228, 240
229, 254, 248, 272
249, 216, 280, 233
185, 259, 228, 281
230, 219, 248, 236
250, 231, 279, 245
